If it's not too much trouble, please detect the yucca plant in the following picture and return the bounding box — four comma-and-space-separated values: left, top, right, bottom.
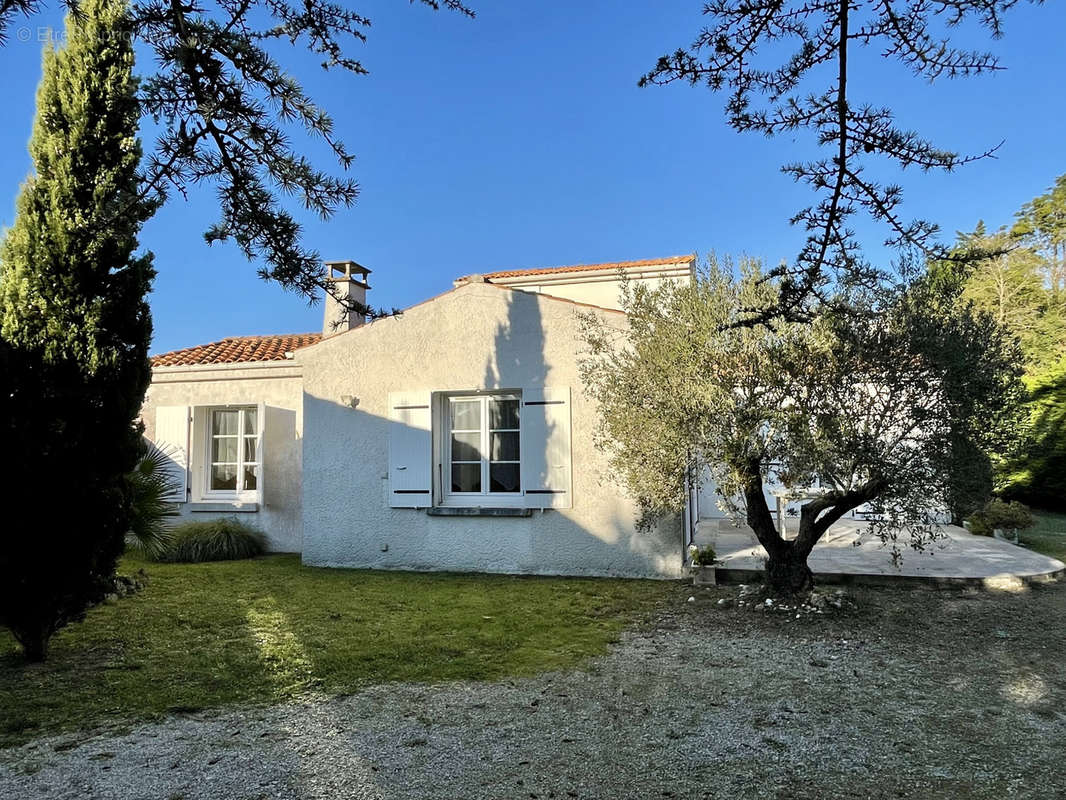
159, 518, 266, 563
125, 438, 180, 558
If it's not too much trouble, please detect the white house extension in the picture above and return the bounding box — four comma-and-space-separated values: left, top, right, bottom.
141, 256, 698, 578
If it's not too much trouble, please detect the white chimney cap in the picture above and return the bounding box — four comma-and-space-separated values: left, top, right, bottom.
325, 260, 372, 284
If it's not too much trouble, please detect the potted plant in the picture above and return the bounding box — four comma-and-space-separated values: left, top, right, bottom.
966, 500, 1035, 545
688, 544, 719, 585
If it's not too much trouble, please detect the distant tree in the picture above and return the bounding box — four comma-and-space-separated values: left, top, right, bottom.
579, 257, 1022, 594
928, 182, 1066, 512
1013, 173, 1066, 297
0, 0, 156, 661
0, 0, 473, 320
1000, 367, 1066, 510
912, 266, 1029, 523
641, 1, 1038, 323
954, 228, 1065, 371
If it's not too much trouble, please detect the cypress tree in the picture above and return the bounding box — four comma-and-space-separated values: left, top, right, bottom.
0, 0, 156, 661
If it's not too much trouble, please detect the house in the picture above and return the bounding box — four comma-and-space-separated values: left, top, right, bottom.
141, 256, 700, 578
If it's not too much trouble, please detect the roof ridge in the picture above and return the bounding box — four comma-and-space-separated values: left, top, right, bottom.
214, 331, 320, 342
463, 254, 696, 282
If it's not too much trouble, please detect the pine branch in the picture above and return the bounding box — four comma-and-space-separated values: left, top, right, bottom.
642, 0, 1038, 324
5, 0, 473, 308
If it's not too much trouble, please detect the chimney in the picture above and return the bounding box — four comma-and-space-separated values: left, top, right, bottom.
322, 260, 371, 337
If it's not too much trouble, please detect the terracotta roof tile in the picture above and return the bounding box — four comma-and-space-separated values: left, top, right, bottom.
153, 256, 683, 361
467, 254, 696, 282
151, 333, 322, 367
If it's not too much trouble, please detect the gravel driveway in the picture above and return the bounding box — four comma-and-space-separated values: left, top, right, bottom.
2, 581, 1064, 799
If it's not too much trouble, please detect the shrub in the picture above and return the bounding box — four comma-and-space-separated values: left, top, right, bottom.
967, 499, 1035, 537
158, 518, 266, 563
688, 544, 717, 566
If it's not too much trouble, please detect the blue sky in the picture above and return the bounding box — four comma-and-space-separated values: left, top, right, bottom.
1, 1, 1063, 354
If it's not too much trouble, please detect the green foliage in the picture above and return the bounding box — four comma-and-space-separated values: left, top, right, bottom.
125, 439, 180, 559
0, 554, 670, 745
688, 545, 717, 567
933, 178, 1066, 508
999, 366, 1066, 511
580, 256, 789, 525
158, 518, 267, 563
947, 227, 1066, 373
0, 0, 156, 661
904, 271, 1027, 523
1013, 173, 1066, 297
967, 499, 1035, 537
580, 256, 1023, 591
940, 434, 995, 525
1, 1, 473, 317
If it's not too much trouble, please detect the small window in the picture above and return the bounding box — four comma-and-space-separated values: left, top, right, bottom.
207, 406, 258, 495
446, 393, 521, 498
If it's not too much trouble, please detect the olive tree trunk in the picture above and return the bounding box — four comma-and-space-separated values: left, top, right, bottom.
742, 463, 885, 596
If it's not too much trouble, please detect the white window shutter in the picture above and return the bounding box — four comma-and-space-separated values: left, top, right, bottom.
521, 387, 572, 509
388, 391, 433, 508
153, 405, 189, 503
255, 401, 266, 505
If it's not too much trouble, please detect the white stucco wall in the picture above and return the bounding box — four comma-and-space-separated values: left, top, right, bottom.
484, 261, 695, 312
697, 468, 780, 519
297, 281, 684, 579
140, 362, 305, 552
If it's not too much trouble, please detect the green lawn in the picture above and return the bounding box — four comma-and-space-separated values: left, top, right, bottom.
0, 555, 672, 747
1020, 509, 1066, 562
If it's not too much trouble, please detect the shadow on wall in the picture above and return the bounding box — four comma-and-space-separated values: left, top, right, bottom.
484, 286, 552, 504
299, 286, 682, 577
483, 285, 548, 391
481, 286, 680, 575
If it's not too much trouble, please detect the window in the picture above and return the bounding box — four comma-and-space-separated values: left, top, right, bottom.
387, 387, 571, 511
446, 394, 520, 497
207, 406, 259, 495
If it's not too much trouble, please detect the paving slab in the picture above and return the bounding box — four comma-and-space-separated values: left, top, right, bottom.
695, 517, 1065, 586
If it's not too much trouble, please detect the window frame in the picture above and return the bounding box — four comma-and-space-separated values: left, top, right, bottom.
202, 405, 260, 501
442, 392, 522, 505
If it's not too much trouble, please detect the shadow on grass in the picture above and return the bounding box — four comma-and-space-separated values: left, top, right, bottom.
0, 554, 671, 747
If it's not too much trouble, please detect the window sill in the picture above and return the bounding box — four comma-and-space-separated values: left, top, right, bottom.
426, 506, 533, 518
189, 501, 260, 513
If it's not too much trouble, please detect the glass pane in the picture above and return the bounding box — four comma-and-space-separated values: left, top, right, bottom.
450, 399, 481, 431
451, 431, 481, 462
243, 436, 258, 463
212, 409, 239, 435
490, 397, 519, 430
243, 465, 258, 491
212, 436, 238, 463
211, 464, 237, 491
490, 463, 520, 493
244, 407, 257, 435
451, 462, 481, 493
490, 431, 520, 462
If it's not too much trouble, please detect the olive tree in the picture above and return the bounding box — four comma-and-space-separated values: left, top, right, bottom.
579, 257, 1021, 594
